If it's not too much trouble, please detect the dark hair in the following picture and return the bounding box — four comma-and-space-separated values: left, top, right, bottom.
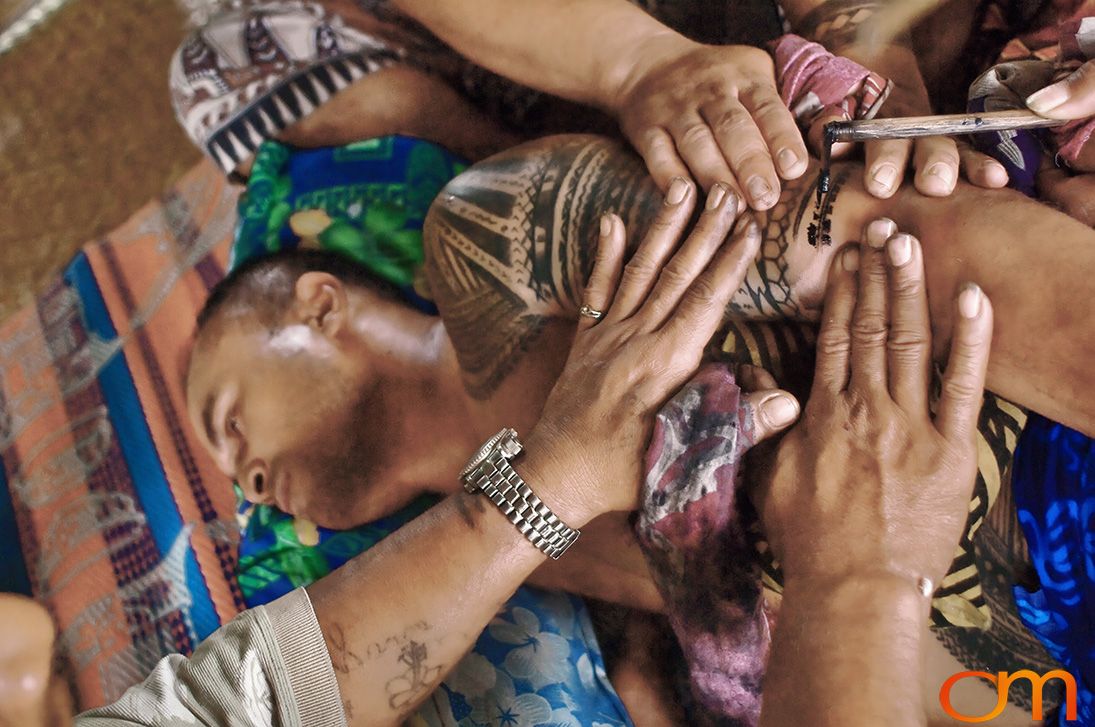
195, 248, 403, 336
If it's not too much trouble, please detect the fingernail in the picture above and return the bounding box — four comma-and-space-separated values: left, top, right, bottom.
706, 183, 727, 210
747, 176, 773, 206
871, 164, 898, 192
1027, 82, 1069, 114
761, 393, 800, 428
958, 283, 982, 318
926, 163, 957, 189
778, 148, 801, 174
842, 245, 860, 272
887, 233, 913, 267
866, 218, 897, 248
666, 177, 689, 205
600, 214, 612, 237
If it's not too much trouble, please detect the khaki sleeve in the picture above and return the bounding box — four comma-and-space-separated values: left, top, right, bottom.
76, 589, 346, 727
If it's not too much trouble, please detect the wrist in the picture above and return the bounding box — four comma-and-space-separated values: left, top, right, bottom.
602, 29, 699, 113
514, 430, 603, 529
784, 570, 933, 622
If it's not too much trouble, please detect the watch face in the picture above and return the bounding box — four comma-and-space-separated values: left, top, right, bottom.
459, 428, 518, 482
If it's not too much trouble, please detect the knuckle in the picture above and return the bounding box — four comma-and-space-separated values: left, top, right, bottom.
711, 110, 753, 137
658, 261, 694, 289
677, 122, 715, 148
685, 277, 720, 306
886, 331, 929, 361
941, 375, 983, 402
850, 315, 889, 346
816, 327, 852, 358
620, 261, 654, 286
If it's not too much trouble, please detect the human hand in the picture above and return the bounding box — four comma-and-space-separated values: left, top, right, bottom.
752, 218, 994, 590
523, 179, 800, 518
610, 35, 808, 210
1037, 161, 1095, 226
1027, 59, 1095, 119
817, 45, 1007, 197
0, 594, 72, 727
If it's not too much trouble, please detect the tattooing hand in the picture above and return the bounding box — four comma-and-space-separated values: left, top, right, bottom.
1028, 58, 1095, 120
752, 218, 994, 591
522, 179, 800, 520
610, 36, 808, 210
814, 44, 1008, 197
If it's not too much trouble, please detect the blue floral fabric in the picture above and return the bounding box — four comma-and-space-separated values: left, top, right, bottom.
1012, 413, 1095, 725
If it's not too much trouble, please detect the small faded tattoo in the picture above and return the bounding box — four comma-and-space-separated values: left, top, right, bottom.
385, 640, 444, 711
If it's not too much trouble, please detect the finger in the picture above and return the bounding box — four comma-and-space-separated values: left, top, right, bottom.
631, 126, 692, 192
936, 283, 994, 441
863, 138, 912, 198
744, 389, 801, 443
958, 143, 1009, 188
665, 216, 762, 343
607, 176, 696, 321
701, 99, 780, 210
669, 113, 739, 194
849, 218, 895, 394
737, 363, 778, 393
1026, 59, 1095, 120
884, 232, 931, 414
741, 84, 809, 180
811, 244, 859, 397
579, 213, 626, 332
912, 136, 960, 197
639, 184, 739, 327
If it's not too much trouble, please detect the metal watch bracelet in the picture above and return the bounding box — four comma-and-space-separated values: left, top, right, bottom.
459, 429, 580, 559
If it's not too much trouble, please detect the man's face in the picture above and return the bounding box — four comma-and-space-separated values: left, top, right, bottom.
185, 318, 396, 529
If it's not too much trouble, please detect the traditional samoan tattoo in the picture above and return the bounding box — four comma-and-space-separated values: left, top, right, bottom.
384, 640, 444, 711
423, 135, 817, 397
798, 0, 911, 50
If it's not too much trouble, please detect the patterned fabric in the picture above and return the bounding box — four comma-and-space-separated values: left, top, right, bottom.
170, 1, 790, 177
636, 364, 766, 726
771, 34, 893, 128
1012, 413, 1095, 724
0, 161, 244, 710
232, 134, 465, 308
967, 1, 1095, 194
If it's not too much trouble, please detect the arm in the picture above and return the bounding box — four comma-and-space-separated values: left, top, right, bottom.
758, 219, 994, 724
390, 0, 806, 205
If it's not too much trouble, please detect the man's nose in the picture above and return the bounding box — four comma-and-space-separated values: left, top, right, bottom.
238, 461, 274, 505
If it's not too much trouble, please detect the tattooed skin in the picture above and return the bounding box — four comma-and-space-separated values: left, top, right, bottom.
422, 132, 1058, 711
423, 134, 818, 396
385, 640, 444, 711
797, 0, 911, 50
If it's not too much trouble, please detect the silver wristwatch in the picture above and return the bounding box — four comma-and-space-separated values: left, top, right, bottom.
459, 428, 580, 559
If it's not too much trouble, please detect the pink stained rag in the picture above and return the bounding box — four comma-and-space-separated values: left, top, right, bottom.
635, 363, 769, 727
769, 34, 893, 128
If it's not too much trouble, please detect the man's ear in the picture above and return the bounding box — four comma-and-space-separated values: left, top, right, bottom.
293, 272, 348, 336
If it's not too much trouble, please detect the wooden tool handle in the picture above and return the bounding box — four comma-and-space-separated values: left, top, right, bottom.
826, 110, 1067, 143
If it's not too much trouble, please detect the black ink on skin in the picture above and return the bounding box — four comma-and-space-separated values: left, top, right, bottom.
807, 167, 850, 247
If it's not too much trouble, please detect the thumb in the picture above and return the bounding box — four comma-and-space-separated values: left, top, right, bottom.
1026, 59, 1095, 119
745, 390, 801, 443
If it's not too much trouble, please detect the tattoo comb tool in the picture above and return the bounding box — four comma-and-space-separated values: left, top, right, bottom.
810, 109, 1069, 246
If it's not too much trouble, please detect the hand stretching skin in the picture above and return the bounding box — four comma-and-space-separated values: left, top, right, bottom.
389, 0, 807, 210
756, 218, 994, 726
784, 0, 1007, 197
307, 180, 800, 726
1027, 59, 1095, 119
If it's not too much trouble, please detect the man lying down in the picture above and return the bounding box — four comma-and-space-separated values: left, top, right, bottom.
182, 132, 1095, 724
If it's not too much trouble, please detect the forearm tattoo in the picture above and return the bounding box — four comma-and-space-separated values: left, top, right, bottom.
423, 135, 814, 397
798, 0, 910, 50
385, 640, 444, 711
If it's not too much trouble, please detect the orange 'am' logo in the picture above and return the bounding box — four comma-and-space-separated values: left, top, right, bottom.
939, 669, 1077, 722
